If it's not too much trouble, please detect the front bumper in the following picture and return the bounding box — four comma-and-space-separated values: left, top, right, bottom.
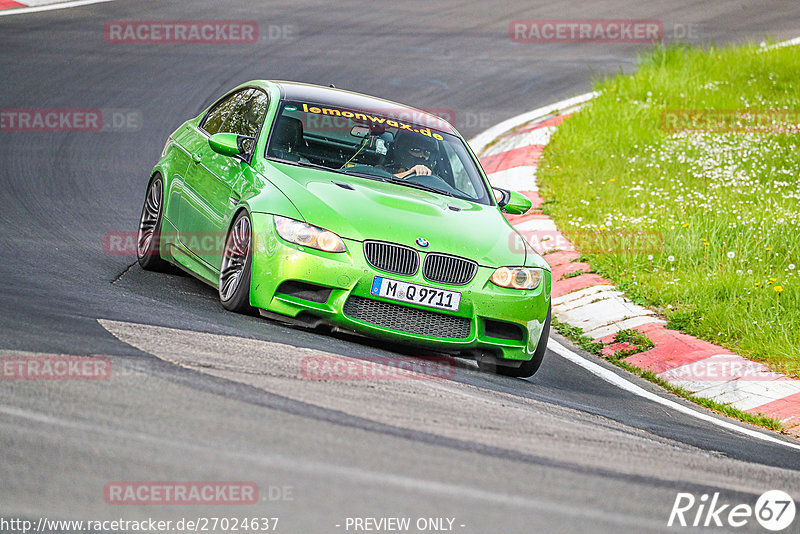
249, 213, 551, 362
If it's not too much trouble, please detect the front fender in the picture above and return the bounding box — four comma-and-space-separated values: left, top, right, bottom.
239, 169, 304, 221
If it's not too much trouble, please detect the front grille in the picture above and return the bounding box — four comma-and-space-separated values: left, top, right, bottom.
343, 296, 471, 339
363, 241, 419, 276
423, 253, 478, 285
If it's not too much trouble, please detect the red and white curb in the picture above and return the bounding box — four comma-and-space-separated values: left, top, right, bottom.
472, 96, 800, 437
0, 0, 28, 9
0, 0, 115, 16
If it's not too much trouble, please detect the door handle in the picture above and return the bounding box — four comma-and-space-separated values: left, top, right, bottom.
191, 153, 201, 164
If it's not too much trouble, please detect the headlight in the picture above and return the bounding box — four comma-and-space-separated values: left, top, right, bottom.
491, 267, 543, 290
274, 216, 346, 253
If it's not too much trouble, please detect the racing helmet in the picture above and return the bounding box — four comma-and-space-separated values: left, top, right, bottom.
392, 131, 439, 171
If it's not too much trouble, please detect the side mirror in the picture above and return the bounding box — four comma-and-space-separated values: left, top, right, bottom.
208, 133, 246, 157
494, 187, 532, 215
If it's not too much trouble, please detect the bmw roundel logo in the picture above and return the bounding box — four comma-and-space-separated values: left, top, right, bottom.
416, 238, 429, 248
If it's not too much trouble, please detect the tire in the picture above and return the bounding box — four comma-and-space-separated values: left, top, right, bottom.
219, 210, 256, 315
481, 304, 550, 378
137, 174, 171, 271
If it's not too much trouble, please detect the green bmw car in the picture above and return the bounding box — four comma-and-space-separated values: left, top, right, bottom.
137, 81, 551, 377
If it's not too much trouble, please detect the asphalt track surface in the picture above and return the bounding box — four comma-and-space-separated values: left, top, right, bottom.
1, 1, 800, 532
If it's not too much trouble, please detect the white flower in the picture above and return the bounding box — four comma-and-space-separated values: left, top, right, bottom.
667, 255, 675, 262
727, 251, 736, 259
647, 255, 654, 261
789, 264, 796, 270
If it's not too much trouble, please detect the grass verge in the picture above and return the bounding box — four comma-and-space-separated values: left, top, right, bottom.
538, 41, 800, 378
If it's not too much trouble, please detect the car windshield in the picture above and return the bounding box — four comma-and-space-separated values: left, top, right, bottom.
265, 100, 492, 205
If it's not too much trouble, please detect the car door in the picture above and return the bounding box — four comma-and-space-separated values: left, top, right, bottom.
177, 89, 244, 264
179, 88, 269, 269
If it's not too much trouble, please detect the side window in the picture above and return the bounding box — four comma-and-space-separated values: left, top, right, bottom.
201, 91, 245, 135
442, 142, 478, 198
219, 90, 270, 154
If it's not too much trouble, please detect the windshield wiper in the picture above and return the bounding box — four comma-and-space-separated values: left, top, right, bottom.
269, 158, 455, 197
270, 158, 334, 173
382, 177, 455, 197
344, 171, 385, 180
271, 158, 387, 182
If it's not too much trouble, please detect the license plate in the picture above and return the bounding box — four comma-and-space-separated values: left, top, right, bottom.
370, 276, 461, 312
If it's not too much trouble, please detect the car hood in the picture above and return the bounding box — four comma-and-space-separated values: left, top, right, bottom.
258, 161, 543, 269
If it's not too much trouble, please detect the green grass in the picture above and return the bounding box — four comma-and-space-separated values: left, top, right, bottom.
552, 318, 604, 355
551, 319, 784, 432
560, 269, 588, 280
611, 328, 655, 358
538, 42, 800, 378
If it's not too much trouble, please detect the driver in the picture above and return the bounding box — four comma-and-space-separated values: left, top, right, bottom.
387, 133, 438, 179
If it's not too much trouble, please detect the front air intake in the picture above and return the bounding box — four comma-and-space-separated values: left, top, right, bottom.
343, 296, 471, 339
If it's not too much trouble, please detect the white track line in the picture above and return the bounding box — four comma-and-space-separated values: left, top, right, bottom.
548, 340, 800, 450
0, 0, 116, 17
469, 92, 597, 155
469, 37, 800, 155
471, 36, 800, 449
763, 37, 800, 50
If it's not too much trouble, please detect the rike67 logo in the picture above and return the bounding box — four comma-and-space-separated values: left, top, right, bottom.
668, 490, 796, 531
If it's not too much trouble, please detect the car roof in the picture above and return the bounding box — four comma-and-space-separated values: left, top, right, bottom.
256, 80, 458, 136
